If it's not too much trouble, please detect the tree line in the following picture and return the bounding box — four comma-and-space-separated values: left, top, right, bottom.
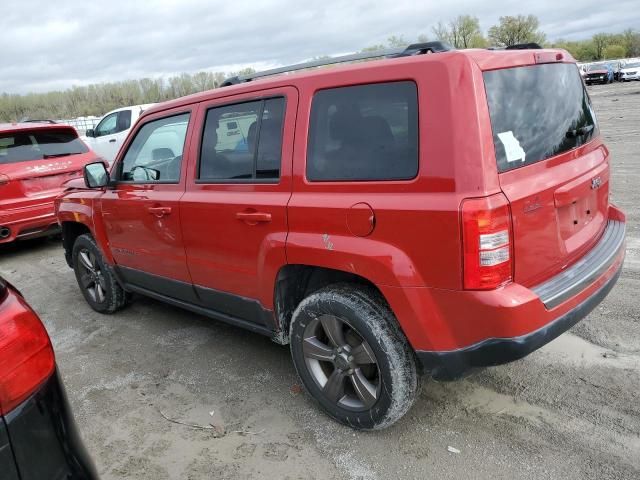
2, 14, 639, 123
0, 68, 255, 123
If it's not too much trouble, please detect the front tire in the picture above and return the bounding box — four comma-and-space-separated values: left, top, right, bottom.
290, 284, 419, 429
72, 234, 129, 313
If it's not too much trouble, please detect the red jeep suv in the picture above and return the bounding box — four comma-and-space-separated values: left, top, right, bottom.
0, 123, 97, 243
55, 43, 626, 429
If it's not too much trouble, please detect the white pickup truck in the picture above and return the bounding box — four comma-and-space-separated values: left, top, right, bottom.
83, 104, 155, 164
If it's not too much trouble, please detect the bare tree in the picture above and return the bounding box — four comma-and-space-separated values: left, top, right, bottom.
432, 21, 453, 45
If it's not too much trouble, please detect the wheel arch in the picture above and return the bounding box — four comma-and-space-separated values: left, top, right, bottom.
61, 222, 92, 267
273, 264, 395, 345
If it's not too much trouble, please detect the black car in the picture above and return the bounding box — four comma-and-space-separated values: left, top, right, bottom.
0, 276, 97, 479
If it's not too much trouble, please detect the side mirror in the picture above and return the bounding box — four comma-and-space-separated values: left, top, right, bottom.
84, 162, 109, 188
85, 129, 95, 138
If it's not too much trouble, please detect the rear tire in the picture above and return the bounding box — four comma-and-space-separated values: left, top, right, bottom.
72, 234, 129, 313
290, 284, 419, 429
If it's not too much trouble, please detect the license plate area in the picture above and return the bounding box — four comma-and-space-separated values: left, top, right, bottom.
557, 190, 606, 254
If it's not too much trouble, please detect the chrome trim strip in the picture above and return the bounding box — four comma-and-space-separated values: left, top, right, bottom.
532, 220, 626, 309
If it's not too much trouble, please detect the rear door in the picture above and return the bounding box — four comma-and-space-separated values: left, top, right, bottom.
180, 87, 297, 323
483, 62, 609, 287
100, 110, 195, 300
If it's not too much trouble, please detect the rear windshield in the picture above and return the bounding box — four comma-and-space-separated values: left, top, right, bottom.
484, 63, 598, 173
0, 128, 88, 164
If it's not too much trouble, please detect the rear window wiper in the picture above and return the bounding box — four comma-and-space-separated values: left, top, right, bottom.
43, 153, 74, 158
566, 125, 594, 138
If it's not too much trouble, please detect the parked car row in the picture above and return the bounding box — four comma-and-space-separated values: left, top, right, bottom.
579, 59, 640, 84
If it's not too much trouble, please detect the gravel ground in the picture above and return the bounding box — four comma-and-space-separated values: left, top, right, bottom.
1, 81, 639, 480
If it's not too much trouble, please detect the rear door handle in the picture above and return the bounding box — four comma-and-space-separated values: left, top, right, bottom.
236, 211, 272, 224
109, 139, 117, 143
148, 206, 172, 218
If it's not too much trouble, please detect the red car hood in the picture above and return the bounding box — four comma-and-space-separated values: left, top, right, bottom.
0, 151, 97, 181
587, 69, 608, 74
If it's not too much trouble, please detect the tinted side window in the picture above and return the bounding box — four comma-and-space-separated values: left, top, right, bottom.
119, 113, 190, 183
117, 110, 132, 132
307, 82, 418, 181
199, 97, 285, 181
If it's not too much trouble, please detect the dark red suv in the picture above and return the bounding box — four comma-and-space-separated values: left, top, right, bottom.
55, 43, 626, 429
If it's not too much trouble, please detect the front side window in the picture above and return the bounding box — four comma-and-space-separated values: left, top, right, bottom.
199, 97, 285, 181
95, 110, 132, 137
307, 81, 419, 181
0, 129, 88, 164
119, 113, 190, 183
94, 113, 118, 137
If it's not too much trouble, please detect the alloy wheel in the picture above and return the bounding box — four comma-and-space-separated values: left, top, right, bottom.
77, 249, 107, 304
302, 314, 380, 411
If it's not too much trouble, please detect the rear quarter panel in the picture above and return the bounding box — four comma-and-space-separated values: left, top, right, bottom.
287, 53, 499, 290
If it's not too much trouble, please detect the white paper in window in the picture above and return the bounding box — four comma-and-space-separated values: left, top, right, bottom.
497, 131, 526, 163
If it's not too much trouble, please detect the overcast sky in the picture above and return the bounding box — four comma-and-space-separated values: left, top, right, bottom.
2, 0, 638, 94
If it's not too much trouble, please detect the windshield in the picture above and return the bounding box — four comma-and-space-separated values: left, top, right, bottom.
588, 64, 607, 71
0, 128, 88, 164
484, 63, 598, 173
624, 62, 640, 68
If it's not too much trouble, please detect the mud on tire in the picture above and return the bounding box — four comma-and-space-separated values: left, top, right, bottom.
290, 283, 420, 429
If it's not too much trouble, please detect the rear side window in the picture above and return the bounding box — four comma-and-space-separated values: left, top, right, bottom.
0, 129, 88, 164
117, 110, 132, 131
307, 81, 418, 181
199, 97, 285, 181
119, 113, 189, 183
484, 63, 598, 173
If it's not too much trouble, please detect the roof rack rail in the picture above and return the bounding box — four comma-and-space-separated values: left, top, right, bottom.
221, 41, 454, 87
505, 42, 543, 50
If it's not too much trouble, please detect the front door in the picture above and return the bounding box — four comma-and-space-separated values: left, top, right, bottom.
90, 109, 132, 163
180, 87, 297, 324
101, 110, 196, 301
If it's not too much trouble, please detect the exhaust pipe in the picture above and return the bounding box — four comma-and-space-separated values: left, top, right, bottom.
0, 227, 10, 239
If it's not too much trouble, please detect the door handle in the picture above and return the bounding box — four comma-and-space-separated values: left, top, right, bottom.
148, 206, 172, 218
109, 139, 117, 143
236, 211, 272, 224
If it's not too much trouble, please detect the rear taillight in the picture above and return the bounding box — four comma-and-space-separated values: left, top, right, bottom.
0, 174, 9, 186
0, 289, 55, 415
461, 193, 513, 290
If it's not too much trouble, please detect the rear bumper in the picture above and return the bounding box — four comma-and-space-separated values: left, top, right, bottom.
0, 201, 59, 243
417, 263, 622, 379
382, 208, 626, 380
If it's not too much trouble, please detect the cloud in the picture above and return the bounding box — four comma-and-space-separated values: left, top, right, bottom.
1, 0, 638, 94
